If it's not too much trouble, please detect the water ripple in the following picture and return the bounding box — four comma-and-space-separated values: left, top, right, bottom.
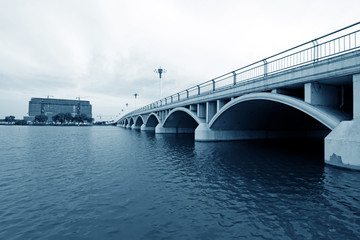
0, 126, 359, 239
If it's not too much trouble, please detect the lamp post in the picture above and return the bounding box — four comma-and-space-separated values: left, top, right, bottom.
154, 66, 167, 99
134, 93, 138, 108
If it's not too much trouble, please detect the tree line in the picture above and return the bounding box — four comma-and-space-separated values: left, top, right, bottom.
2, 113, 94, 125
34, 113, 94, 124
1, 115, 27, 125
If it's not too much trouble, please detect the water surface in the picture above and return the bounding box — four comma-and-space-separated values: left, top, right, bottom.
0, 126, 359, 239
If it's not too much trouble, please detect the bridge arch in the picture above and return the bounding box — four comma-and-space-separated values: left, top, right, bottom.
128, 117, 134, 126
134, 115, 145, 127
208, 92, 345, 139
145, 113, 160, 127
160, 107, 204, 133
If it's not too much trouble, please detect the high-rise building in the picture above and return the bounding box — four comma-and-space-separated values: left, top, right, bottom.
28, 98, 92, 121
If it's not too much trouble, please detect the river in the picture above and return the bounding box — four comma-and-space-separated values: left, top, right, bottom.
0, 126, 359, 239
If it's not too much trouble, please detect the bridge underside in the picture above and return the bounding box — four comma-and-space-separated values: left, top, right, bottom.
156, 111, 199, 134
196, 99, 331, 141
132, 117, 144, 130
141, 114, 159, 131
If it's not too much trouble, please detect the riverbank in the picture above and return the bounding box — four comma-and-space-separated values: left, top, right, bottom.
0, 122, 116, 126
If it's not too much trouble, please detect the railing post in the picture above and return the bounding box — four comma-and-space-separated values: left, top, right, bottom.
171, 96, 173, 103
197, 85, 200, 95
233, 71, 236, 85
177, 93, 180, 101
212, 80, 215, 91
312, 40, 319, 62
263, 59, 268, 77
186, 89, 189, 98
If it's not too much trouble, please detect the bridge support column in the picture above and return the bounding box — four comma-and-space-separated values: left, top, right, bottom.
197, 103, 206, 119
190, 104, 197, 113
217, 99, 227, 112
126, 124, 131, 129
206, 101, 216, 123
324, 74, 360, 170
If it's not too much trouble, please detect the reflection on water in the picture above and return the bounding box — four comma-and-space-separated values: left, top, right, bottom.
0, 126, 359, 240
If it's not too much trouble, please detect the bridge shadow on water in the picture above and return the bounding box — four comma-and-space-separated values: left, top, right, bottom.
139, 130, 325, 178
143, 130, 324, 162
140, 131, 328, 204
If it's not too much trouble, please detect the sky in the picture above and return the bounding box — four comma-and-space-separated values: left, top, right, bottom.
0, 0, 359, 121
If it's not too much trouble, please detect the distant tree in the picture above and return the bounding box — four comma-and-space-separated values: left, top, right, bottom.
64, 113, 73, 123
73, 114, 81, 123
52, 113, 65, 124
81, 114, 93, 123
72, 114, 93, 124
5, 115, 15, 122
80, 113, 88, 123
34, 115, 48, 123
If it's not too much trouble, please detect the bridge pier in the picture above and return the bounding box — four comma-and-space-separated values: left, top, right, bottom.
131, 124, 140, 130
325, 74, 360, 170
325, 120, 360, 170
140, 124, 155, 131
155, 123, 195, 134
195, 123, 269, 141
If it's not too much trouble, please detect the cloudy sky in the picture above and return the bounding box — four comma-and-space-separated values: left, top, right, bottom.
0, 0, 359, 121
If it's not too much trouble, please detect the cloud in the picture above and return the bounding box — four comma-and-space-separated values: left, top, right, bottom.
1, 0, 360, 120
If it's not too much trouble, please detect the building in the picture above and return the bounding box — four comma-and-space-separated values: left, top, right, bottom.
28, 98, 92, 121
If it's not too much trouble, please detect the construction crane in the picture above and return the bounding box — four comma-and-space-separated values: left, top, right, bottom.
76, 96, 91, 101
75, 96, 92, 115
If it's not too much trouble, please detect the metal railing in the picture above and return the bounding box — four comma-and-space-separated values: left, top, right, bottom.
127, 22, 360, 116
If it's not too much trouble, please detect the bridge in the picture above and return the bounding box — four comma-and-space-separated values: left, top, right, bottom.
117, 22, 360, 171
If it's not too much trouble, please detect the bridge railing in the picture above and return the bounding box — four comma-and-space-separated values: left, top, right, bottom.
128, 22, 360, 117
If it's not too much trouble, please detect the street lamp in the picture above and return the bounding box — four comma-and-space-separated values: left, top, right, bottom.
154, 66, 167, 98
134, 93, 138, 108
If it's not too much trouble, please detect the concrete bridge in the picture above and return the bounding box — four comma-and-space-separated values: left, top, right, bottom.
118, 22, 360, 170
